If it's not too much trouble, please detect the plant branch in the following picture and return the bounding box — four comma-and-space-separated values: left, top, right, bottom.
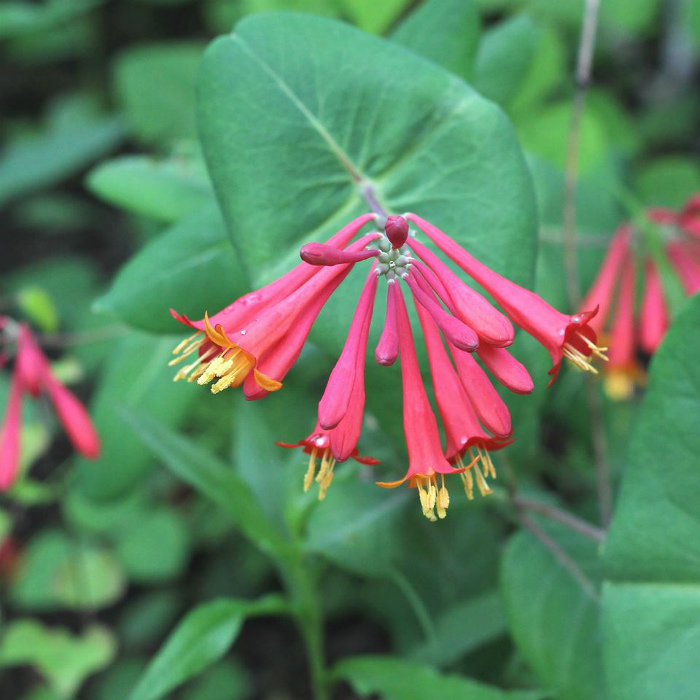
562, 0, 602, 309
512, 495, 606, 542
359, 182, 388, 218
519, 513, 600, 602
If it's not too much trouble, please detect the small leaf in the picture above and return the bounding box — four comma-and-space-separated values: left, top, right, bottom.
16, 286, 59, 332
130, 596, 287, 700
391, 0, 480, 81
334, 655, 547, 700
86, 154, 213, 223
0, 620, 116, 697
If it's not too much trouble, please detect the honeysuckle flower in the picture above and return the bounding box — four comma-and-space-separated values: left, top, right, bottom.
0, 320, 100, 490
580, 193, 700, 399
405, 213, 606, 382
169, 210, 602, 519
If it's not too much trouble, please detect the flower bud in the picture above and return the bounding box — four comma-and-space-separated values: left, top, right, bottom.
300, 243, 378, 266
385, 215, 409, 249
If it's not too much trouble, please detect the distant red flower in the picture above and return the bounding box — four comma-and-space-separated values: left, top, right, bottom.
580, 193, 700, 399
0, 321, 100, 490
170, 212, 605, 517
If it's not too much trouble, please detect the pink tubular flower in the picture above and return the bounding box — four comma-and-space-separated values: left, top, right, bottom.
0, 321, 101, 490
580, 192, 700, 399
405, 213, 606, 382
170, 207, 613, 518
376, 285, 469, 521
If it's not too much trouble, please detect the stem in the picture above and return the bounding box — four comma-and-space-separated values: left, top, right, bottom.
586, 378, 613, 527
359, 182, 388, 218
281, 555, 329, 700
562, 0, 602, 309
513, 495, 606, 542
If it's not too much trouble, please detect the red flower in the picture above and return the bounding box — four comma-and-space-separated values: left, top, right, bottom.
0, 321, 100, 490
170, 211, 600, 517
580, 193, 700, 399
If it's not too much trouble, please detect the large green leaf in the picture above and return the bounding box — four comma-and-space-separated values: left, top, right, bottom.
197, 13, 537, 354
74, 333, 197, 501
334, 655, 545, 700
602, 296, 700, 700
121, 409, 290, 559
501, 525, 605, 700
94, 206, 248, 333
130, 596, 287, 700
391, 0, 480, 81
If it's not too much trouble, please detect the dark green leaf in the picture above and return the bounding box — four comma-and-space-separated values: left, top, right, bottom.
94, 206, 248, 333
120, 408, 291, 558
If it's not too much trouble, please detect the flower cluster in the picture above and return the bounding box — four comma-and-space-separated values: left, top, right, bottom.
0, 319, 101, 490
580, 194, 700, 399
170, 213, 604, 520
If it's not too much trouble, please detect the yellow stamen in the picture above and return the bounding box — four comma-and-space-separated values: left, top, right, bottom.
474, 463, 492, 497
303, 448, 318, 492
318, 463, 335, 501
576, 332, 609, 360
436, 475, 450, 520
460, 468, 474, 500
563, 343, 600, 374
172, 331, 201, 355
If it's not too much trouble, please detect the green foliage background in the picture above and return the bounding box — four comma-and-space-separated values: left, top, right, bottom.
1, 0, 699, 698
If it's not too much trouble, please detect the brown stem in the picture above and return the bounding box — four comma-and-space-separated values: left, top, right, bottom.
513, 495, 606, 542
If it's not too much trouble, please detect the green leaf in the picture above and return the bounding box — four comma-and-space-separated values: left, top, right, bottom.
501, 525, 605, 700
474, 14, 543, 109
0, 621, 116, 697
634, 156, 700, 209
86, 155, 214, 223
130, 596, 287, 700
94, 206, 248, 333
11, 530, 126, 611
16, 286, 59, 332
74, 333, 197, 501
334, 655, 546, 700
120, 408, 291, 558
408, 590, 507, 667
113, 43, 204, 145
337, 0, 410, 34
198, 13, 537, 354
305, 478, 407, 576
602, 296, 700, 700
0, 98, 124, 207
181, 660, 252, 700
391, 0, 480, 81
115, 507, 191, 583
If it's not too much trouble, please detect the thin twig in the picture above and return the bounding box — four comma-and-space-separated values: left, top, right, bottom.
563, 0, 612, 529
360, 182, 388, 218
586, 378, 613, 527
513, 495, 606, 542
519, 513, 600, 602
562, 0, 602, 309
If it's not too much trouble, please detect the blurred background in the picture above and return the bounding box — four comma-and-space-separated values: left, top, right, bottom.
1, 1, 699, 699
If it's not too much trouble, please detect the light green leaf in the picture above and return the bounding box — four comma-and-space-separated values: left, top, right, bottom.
115, 508, 191, 583
94, 206, 248, 333
392, 0, 480, 81
635, 156, 700, 209
198, 13, 537, 355
334, 655, 546, 700
338, 0, 410, 34
16, 286, 59, 332
114, 43, 204, 145
602, 296, 700, 700
0, 621, 115, 697
130, 596, 287, 700
11, 530, 126, 611
501, 525, 605, 700
86, 155, 213, 222
120, 408, 290, 558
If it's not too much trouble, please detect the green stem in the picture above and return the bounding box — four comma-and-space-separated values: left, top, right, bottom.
280, 554, 329, 700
